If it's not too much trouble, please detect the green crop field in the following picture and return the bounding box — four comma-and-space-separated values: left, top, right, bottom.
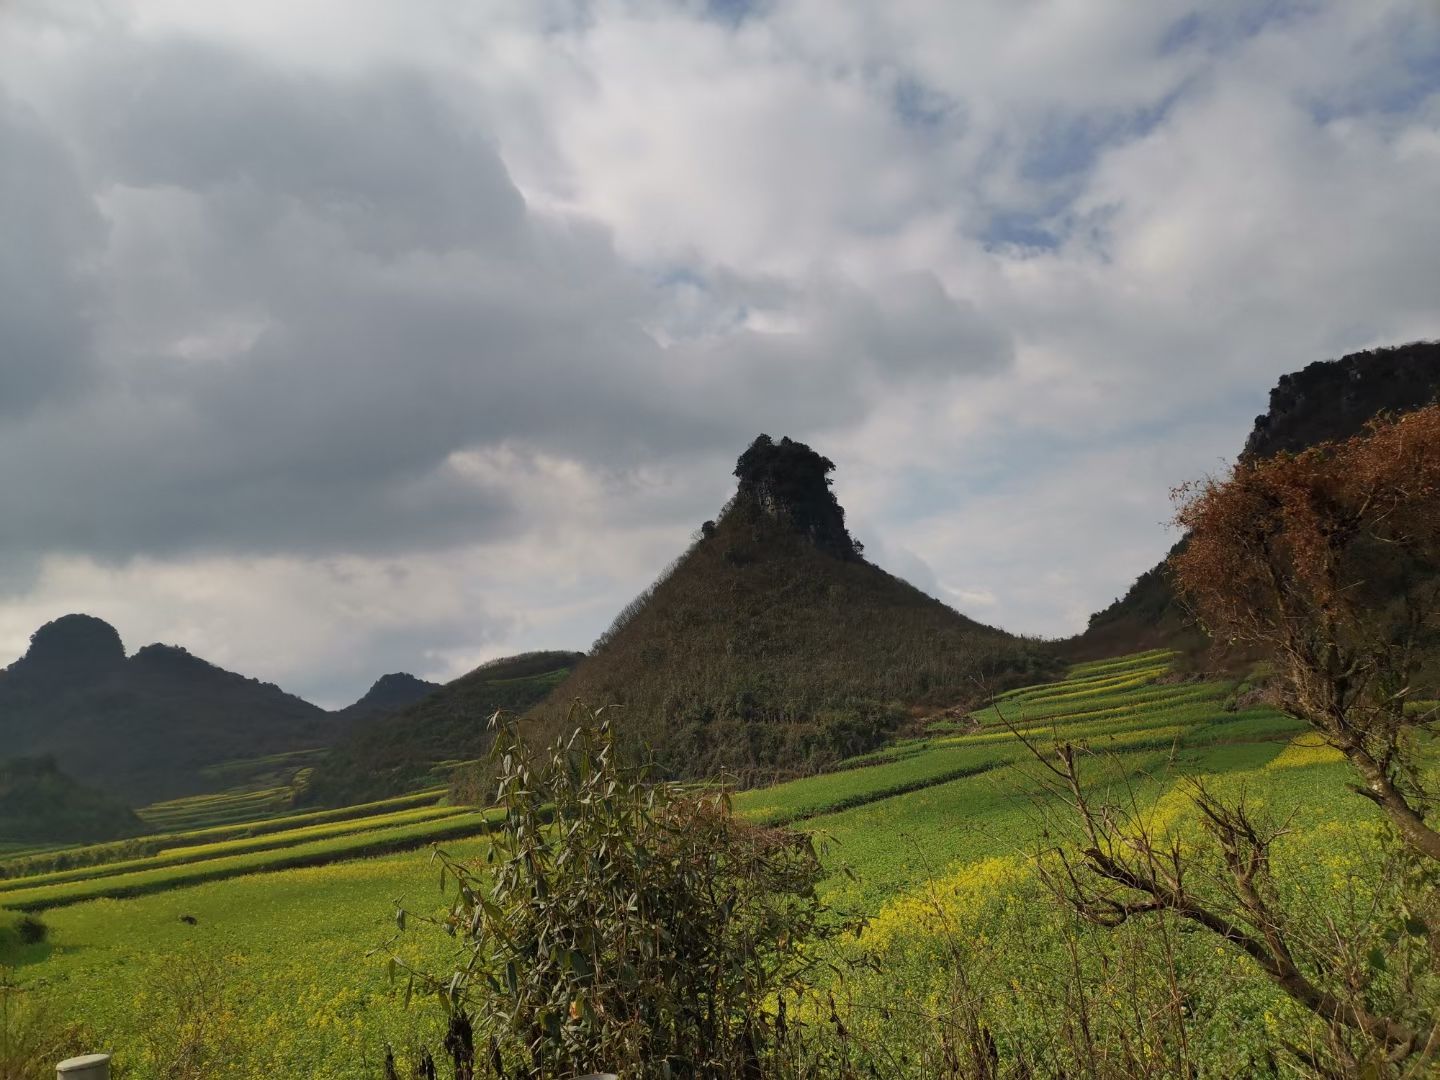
0, 789, 450, 881
0, 804, 472, 896
0, 652, 1405, 1077
135, 787, 300, 831
0, 811, 495, 912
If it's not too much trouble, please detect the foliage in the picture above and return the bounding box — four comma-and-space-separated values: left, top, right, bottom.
541, 506, 1058, 785
132, 950, 247, 1080
1078, 340, 1440, 663
0, 614, 339, 805
1173, 404, 1440, 863
394, 708, 855, 1078
0, 912, 47, 960
0, 651, 1407, 1077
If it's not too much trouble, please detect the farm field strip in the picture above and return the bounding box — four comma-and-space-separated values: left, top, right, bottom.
0, 811, 496, 912
0, 789, 449, 880
1064, 648, 1176, 678
136, 789, 298, 830
970, 682, 1231, 728
0, 805, 472, 893
992, 663, 1172, 704
152, 788, 450, 846
734, 743, 1016, 825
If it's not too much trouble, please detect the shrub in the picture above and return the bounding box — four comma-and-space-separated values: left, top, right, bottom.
392, 707, 859, 1079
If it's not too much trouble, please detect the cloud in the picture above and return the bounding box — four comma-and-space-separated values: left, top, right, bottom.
0, 91, 105, 417
1, 0, 1438, 698
0, 28, 1011, 572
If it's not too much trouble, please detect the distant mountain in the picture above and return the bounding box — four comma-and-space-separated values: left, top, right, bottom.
298, 651, 583, 806
0, 755, 145, 845
333, 672, 440, 724
0, 614, 345, 803
1080, 340, 1440, 656
530, 435, 1059, 784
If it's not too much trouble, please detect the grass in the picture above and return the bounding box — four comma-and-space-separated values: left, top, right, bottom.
733, 651, 1299, 828
0, 842, 489, 1076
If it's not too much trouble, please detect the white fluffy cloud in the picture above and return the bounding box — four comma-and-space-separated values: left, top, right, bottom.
1, 0, 1438, 703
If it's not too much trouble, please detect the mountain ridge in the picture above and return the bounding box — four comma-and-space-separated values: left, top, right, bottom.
0, 615, 343, 803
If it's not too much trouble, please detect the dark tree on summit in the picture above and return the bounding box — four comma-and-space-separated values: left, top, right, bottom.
733, 434, 861, 559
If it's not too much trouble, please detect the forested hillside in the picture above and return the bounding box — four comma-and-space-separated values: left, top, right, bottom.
533, 436, 1059, 782
298, 651, 583, 806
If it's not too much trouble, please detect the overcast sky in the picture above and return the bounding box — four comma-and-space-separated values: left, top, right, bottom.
2, 0, 1438, 706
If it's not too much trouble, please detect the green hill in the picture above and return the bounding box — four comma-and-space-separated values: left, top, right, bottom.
0, 756, 145, 845
332, 672, 440, 723
0, 615, 345, 804
534, 435, 1059, 783
297, 651, 583, 806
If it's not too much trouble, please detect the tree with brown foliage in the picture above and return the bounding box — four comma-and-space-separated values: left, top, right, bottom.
1172, 405, 1440, 862
1034, 406, 1440, 1076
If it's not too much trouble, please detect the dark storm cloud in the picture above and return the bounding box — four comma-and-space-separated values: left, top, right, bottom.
0, 31, 1012, 566
0, 92, 105, 417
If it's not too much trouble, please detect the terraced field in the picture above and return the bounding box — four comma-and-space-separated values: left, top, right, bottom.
3, 652, 1381, 1078
0, 789, 451, 881
0, 808, 495, 912
136, 785, 301, 831
732, 649, 1300, 831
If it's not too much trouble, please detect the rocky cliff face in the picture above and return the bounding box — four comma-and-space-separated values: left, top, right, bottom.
732, 434, 861, 560
1243, 341, 1440, 461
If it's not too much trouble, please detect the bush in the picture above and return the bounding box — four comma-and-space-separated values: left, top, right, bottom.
0, 913, 46, 959
392, 707, 860, 1079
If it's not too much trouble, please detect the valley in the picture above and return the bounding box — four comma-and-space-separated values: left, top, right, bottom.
3, 650, 1377, 1076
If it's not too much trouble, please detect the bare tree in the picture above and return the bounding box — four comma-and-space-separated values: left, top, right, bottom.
1034, 406, 1440, 1076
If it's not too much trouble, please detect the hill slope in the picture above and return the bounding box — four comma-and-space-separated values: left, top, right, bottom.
1080, 340, 1440, 656
534, 435, 1059, 782
0, 755, 146, 845
332, 672, 441, 724
0, 615, 344, 803
298, 651, 583, 806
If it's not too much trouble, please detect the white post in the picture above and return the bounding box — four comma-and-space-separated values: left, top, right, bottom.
56, 1053, 110, 1080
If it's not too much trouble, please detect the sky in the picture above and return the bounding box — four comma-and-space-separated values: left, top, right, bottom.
2, 0, 1438, 707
